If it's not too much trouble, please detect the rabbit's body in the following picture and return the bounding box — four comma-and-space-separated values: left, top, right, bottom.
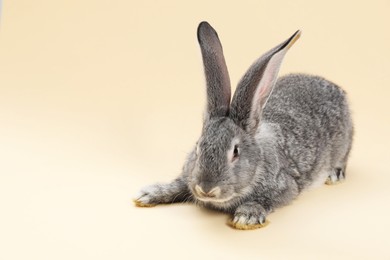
134, 22, 353, 230
261, 74, 353, 192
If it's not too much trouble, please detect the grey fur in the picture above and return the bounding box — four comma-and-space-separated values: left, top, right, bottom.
134, 22, 353, 229
197, 21, 231, 119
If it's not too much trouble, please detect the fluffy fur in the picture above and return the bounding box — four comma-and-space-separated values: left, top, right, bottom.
134, 22, 353, 230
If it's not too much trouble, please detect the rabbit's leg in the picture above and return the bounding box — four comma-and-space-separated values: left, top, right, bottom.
134, 177, 192, 207
326, 134, 351, 185
229, 201, 269, 230
325, 167, 345, 185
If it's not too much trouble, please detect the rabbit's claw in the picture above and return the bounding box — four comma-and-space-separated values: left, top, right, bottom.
133, 185, 162, 207
229, 202, 269, 230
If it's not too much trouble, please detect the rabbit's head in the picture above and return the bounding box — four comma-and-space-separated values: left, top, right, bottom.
185, 22, 300, 209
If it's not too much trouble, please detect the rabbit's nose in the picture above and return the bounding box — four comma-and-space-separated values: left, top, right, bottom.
195, 185, 221, 198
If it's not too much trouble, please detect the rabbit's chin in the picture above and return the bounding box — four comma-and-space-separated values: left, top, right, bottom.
195, 194, 244, 211
195, 195, 235, 204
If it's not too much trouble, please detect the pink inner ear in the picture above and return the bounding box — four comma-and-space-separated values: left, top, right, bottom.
257, 50, 286, 107
258, 83, 268, 98
255, 72, 275, 107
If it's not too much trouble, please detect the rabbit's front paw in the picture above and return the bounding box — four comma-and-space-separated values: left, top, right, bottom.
133, 185, 162, 207
229, 202, 269, 230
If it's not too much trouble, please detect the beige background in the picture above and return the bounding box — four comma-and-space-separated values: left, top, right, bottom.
1, 0, 389, 259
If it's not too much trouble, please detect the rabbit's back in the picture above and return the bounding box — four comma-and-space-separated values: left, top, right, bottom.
262, 74, 353, 190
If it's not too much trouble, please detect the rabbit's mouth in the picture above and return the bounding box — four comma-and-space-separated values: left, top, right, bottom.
191, 184, 237, 204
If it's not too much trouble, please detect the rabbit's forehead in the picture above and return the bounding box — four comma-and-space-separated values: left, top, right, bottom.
199, 118, 237, 149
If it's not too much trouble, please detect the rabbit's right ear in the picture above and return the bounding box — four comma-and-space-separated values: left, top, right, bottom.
197, 22, 231, 120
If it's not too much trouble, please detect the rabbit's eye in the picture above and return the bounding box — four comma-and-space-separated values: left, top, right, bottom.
233, 145, 239, 159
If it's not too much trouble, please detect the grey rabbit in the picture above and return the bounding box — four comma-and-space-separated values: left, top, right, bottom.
134, 21, 353, 230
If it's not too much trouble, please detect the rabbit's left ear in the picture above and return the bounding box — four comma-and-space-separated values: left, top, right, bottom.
230, 30, 301, 134
197, 22, 231, 120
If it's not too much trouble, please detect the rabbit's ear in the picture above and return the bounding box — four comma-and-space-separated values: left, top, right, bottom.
197, 22, 231, 120
230, 30, 301, 134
